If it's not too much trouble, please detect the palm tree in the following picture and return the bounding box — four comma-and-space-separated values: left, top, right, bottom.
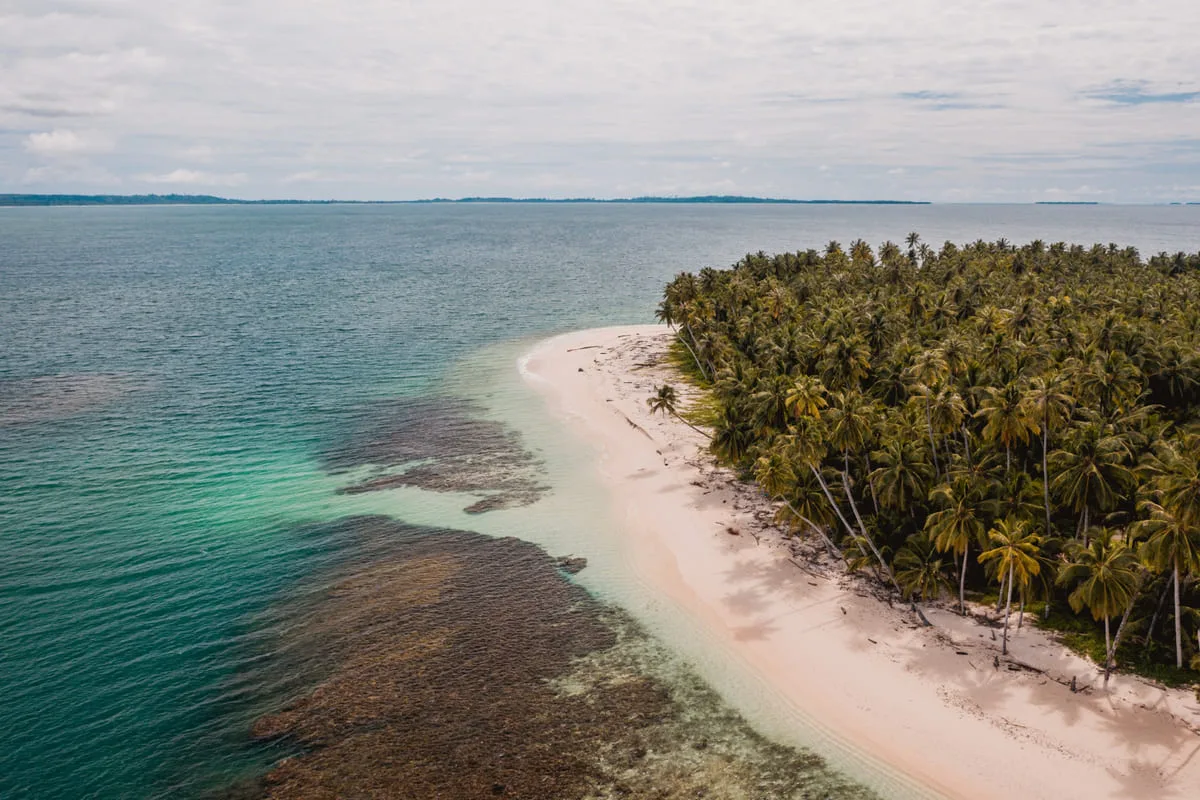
785, 375, 828, 420
754, 447, 843, 559
869, 438, 934, 514
905, 231, 922, 264
820, 335, 872, 390
781, 416, 858, 546
1024, 375, 1074, 535
896, 533, 953, 601
1058, 533, 1140, 684
1135, 500, 1200, 668
905, 349, 950, 475
1049, 423, 1134, 539
711, 403, 755, 462
975, 382, 1039, 472
646, 384, 711, 439
925, 480, 986, 614
928, 386, 967, 468
979, 518, 1042, 654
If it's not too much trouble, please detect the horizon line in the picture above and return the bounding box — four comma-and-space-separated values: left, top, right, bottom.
2, 193, 1198, 207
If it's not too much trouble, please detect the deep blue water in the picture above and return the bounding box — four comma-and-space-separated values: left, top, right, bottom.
2, 203, 1198, 798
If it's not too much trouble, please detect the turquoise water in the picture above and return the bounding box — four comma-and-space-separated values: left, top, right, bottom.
3, 203, 1199, 799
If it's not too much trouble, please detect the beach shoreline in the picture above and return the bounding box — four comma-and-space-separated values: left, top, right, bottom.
521, 323, 1200, 800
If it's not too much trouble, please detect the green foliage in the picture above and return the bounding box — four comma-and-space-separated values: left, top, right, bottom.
657, 236, 1200, 676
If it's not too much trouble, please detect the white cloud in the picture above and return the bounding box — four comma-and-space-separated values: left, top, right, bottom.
24, 129, 113, 157
137, 169, 247, 187
1, 1, 1199, 200
179, 144, 216, 162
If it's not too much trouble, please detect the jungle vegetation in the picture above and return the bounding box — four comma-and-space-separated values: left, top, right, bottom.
655, 235, 1200, 684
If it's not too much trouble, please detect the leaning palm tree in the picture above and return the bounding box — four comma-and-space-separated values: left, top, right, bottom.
785, 417, 897, 589
753, 447, 843, 559
646, 384, 710, 439
1058, 533, 1140, 684
979, 518, 1042, 654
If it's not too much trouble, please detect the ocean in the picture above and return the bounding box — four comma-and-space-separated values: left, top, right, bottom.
3, 202, 1198, 798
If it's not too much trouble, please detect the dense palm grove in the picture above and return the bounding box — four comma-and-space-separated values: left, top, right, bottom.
655, 236, 1200, 682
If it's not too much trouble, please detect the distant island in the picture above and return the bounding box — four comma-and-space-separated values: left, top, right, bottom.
0, 193, 930, 207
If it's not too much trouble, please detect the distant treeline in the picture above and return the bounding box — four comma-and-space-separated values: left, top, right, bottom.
0, 194, 930, 207
438, 196, 931, 205
0, 194, 319, 207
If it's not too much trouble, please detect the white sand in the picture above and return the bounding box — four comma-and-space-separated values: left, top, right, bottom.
522, 323, 1200, 800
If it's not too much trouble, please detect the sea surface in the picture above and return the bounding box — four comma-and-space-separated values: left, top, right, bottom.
3, 203, 1199, 799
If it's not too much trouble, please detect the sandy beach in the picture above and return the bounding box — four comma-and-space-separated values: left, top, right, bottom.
522, 323, 1200, 800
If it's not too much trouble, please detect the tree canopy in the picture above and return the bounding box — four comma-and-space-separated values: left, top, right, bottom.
657, 236, 1200, 678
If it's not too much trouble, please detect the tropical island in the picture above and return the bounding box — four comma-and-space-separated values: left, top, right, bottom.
656, 236, 1200, 681
522, 236, 1200, 799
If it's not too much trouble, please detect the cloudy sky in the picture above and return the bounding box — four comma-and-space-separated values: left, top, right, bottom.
2, 1, 1199, 201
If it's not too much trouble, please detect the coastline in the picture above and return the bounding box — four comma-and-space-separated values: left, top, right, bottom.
521, 323, 1200, 800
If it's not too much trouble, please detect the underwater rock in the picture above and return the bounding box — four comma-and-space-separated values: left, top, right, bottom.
325, 397, 547, 513
554, 555, 588, 574
241, 517, 875, 800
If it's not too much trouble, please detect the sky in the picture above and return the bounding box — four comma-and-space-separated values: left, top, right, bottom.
2, 1, 1199, 202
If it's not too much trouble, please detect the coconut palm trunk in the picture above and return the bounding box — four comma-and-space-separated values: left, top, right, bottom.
677, 324, 708, 382
864, 451, 880, 514
809, 465, 877, 571
1144, 578, 1171, 661
1103, 616, 1111, 679
1106, 586, 1140, 686
842, 470, 900, 593
1174, 561, 1183, 669
671, 409, 710, 439
959, 541, 969, 615
1042, 422, 1052, 535
925, 399, 941, 479
781, 500, 843, 561
1002, 567, 1015, 655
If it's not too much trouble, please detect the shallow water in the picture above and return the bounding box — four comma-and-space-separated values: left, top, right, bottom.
3, 203, 1198, 798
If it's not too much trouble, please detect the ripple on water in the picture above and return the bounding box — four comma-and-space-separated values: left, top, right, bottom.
0, 373, 145, 425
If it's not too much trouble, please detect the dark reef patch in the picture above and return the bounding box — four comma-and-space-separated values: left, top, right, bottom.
239, 517, 875, 799
324, 397, 547, 513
